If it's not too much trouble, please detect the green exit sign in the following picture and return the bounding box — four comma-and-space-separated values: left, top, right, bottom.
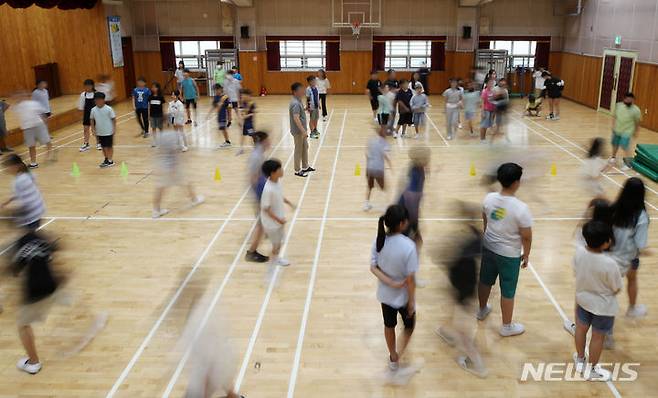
615, 35, 622, 45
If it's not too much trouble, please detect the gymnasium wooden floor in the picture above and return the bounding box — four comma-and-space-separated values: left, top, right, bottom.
0, 95, 656, 398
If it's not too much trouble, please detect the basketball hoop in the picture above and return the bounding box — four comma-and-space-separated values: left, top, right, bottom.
351, 21, 361, 38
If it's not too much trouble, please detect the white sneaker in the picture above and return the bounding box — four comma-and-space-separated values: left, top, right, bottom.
373, 117, 379, 123
96, 143, 102, 150
458, 123, 463, 129
79, 143, 90, 152
476, 304, 491, 320
218, 142, 232, 149
572, 352, 586, 374
604, 333, 615, 350
585, 364, 612, 381
435, 326, 456, 347
546, 114, 553, 120
456, 355, 488, 378
16, 357, 42, 374
181, 145, 189, 152
499, 322, 525, 337
388, 359, 399, 371
553, 115, 560, 120
323, 116, 328, 122
626, 304, 647, 318
274, 257, 290, 267
190, 195, 205, 207
563, 319, 576, 336
480, 139, 488, 145
152, 209, 169, 219
363, 202, 373, 212
447, 135, 454, 141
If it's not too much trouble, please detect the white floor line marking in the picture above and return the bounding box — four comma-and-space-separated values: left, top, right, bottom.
513, 109, 658, 198
233, 110, 343, 393
527, 262, 623, 398
286, 107, 347, 398
159, 110, 334, 397
511, 116, 658, 212
105, 123, 292, 398
425, 113, 450, 147
0, 218, 56, 256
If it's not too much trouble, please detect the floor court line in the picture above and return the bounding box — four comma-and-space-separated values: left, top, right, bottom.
512, 109, 658, 198
286, 104, 347, 397
510, 115, 658, 212
527, 262, 622, 398
105, 123, 293, 398
0, 218, 57, 257
158, 110, 336, 397
234, 109, 346, 392
425, 113, 450, 146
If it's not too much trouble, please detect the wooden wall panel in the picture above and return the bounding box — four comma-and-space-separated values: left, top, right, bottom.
132, 52, 166, 87
549, 52, 562, 76
633, 62, 658, 132
0, 3, 121, 97
559, 52, 601, 109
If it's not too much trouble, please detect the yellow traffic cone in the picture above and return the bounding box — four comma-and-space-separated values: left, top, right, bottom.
214, 167, 222, 181
469, 162, 476, 177
354, 163, 361, 176
550, 162, 557, 176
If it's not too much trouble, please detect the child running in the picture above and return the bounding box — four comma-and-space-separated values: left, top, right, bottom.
260, 159, 296, 267
148, 82, 165, 146
610, 92, 641, 171
224, 70, 241, 128
477, 163, 532, 337
168, 90, 188, 151
14, 94, 54, 169
364, 127, 392, 211
572, 220, 622, 381
370, 205, 418, 377
1, 154, 45, 231
209, 84, 232, 149
245, 132, 271, 263
410, 85, 429, 139
442, 78, 462, 140
77, 79, 96, 152
462, 81, 480, 136
132, 77, 151, 137
581, 138, 611, 198
182, 69, 199, 126
366, 72, 382, 122
395, 79, 414, 138
90, 92, 116, 168
479, 79, 496, 143
237, 89, 256, 155
377, 84, 392, 136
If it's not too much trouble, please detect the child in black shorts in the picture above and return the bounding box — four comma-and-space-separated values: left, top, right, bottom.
78, 79, 96, 152
366, 71, 381, 122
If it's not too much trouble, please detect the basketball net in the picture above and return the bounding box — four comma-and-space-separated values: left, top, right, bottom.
351, 21, 361, 38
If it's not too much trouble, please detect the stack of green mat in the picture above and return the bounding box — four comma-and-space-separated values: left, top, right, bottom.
632, 144, 658, 181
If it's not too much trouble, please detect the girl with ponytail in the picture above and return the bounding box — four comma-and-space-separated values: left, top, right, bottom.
370, 204, 419, 374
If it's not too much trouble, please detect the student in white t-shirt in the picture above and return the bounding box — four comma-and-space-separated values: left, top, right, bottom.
364, 128, 392, 211
477, 163, 533, 337
316, 69, 331, 122
14, 96, 53, 169
532, 67, 546, 98
581, 138, 611, 197
167, 90, 188, 151
370, 205, 418, 374
572, 221, 622, 382
260, 159, 295, 267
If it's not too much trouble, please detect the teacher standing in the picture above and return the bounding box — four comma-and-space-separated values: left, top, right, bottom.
289, 82, 316, 177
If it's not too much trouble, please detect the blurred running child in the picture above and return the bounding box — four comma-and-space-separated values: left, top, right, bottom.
370, 205, 418, 376
90, 92, 116, 168
525, 94, 542, 117
582, 138, 611, 197
168, 90, 188, 151
1, 154, 45, 231
152, 129, 204, 218
149, 82, 165, 146
0, 97, 11, 153
96, 74, 115, 105
245, 131, 271, 263
306, 75, 320, 139
14, 94, 54, 168
182, 69, 199, 126
377, 84, 392, 135
610, 92, 641, 171
491, 78, 509, 139
366, 71, 382, 122
395, 79, 414, 138
225, 70, 241, 127
462, 81, 480, 136
132, 77, 151, 137
31, 80, 51, 119
237, 89, 256, 155
260, 159, 296, 267
77, 79, 96, 152
410, 84, 429, 139
364, 127, 392, 211
479, 79, 496, 143
442, 78, 462, 140
398, 146, 430, 249
209, 84, 232, 149
572, 220, 621, 381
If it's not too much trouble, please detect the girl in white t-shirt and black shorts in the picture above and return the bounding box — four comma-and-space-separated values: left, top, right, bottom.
316, 69, 331, 122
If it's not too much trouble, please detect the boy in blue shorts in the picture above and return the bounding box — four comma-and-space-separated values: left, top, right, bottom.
477, 163, 533, 337
610, 92, 641, 171
209, 84, 232, 149
572, 220, 622, 381
237, 89, 256, 155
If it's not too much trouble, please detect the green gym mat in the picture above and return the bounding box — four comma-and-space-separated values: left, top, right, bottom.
636, 144, 658, 162
632, 160, 658, 182
634, 152, 658, 173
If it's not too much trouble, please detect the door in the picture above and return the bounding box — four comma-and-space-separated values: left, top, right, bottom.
598, 49, 638, 114
122, 37, 136, 98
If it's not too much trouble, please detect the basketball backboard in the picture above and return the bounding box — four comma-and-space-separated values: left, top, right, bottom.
331, 0, 381, 28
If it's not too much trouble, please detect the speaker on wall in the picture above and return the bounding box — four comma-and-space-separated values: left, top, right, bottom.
462, 26, 472, 39
240, 25, 250, 39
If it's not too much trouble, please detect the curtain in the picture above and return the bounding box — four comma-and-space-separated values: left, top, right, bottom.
266, 40, 281, 71
478, 41, 491, 49
326, 41, 340, 71
535, 42, 550, 68
431, 41, 445, 71
160, 42, 176, 71
220, 41, 235, 49
372, 41, 385, 72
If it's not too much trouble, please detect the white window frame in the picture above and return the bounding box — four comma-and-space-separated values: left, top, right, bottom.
489, 40, 537, 69
384, 40, 432, 70
279, 40, 326, 70
174, 40, 222, 70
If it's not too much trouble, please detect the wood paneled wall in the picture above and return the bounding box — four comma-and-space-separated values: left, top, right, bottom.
238, 51, 475, 95
0, 3, 122, 97
633, 62, 658, 132
559, 52, 602, 109
133, 52, 167, 88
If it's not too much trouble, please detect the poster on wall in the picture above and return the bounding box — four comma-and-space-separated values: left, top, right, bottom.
108, 16, 124, 67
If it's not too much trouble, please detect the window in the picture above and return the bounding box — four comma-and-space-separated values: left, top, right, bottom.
490, 40, 537, 68
174, 40, 222, 70
385, 40, 431, 69
279, 40, 326, 70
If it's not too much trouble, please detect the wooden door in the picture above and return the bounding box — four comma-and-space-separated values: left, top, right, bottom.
615, 56, 634, 103
598, 54, 616, 111
122, 37, 136, 98
598, 50, 637, 114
